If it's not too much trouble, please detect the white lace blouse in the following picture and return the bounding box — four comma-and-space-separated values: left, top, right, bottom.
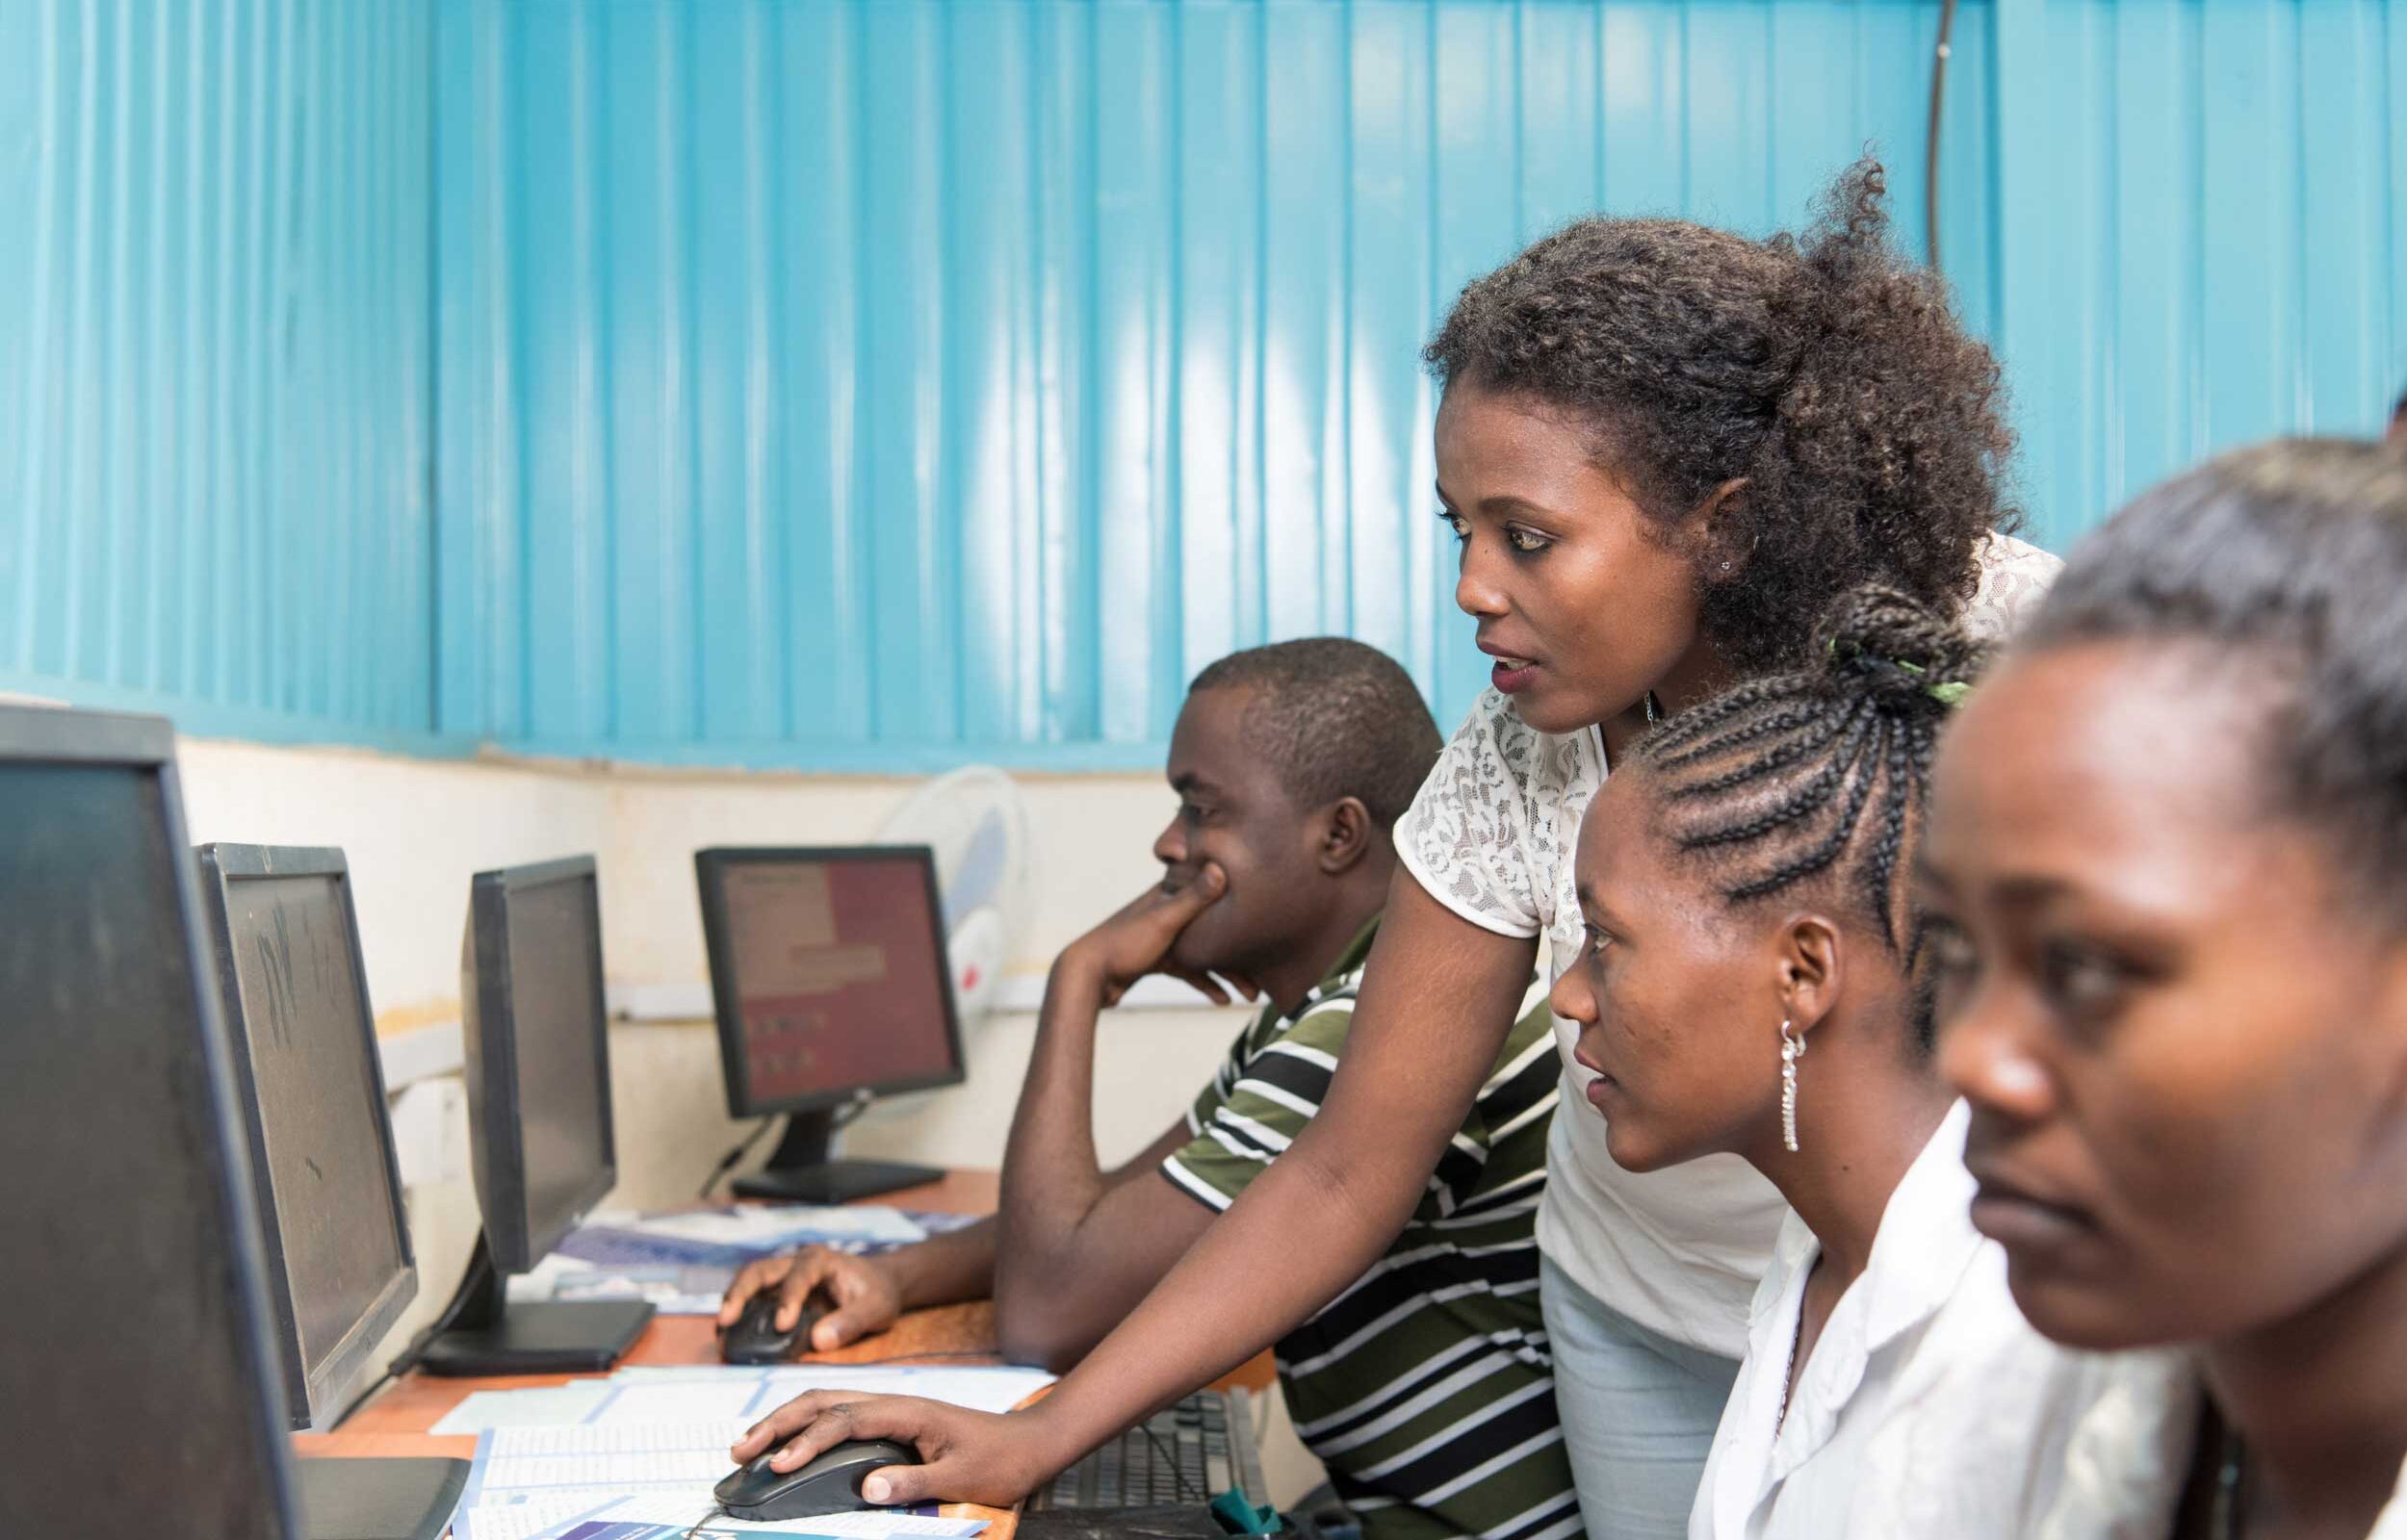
1393, 533, 2066, 1358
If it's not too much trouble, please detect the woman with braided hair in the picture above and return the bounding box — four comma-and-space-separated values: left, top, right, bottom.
1549, 584, 2159, 1539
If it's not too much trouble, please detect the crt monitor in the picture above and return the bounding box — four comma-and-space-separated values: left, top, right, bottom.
694, 846, 967, 1202
417, 855, 652, 1375
0, 706, 299, 1538
195, 843, 469, 1540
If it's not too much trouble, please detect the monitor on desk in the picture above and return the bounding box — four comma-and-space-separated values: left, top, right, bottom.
0, 706, 299, 1537
417, 855, 653, 1376
194, 842, 471, 1540
695, 847, 967, 1202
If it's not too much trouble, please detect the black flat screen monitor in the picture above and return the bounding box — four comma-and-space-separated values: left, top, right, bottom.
418, 855, 649, 1375
196, 841, 472, 1536
0, 706, 299, 1537
694, 846, 965, 1202
195, 844, 417, 1428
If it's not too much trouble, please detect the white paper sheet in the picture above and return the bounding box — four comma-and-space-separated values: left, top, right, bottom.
573, 1492, 990, 1537
431, 1381, 618, 1436
589, 1382, 771, 1426
751, 1366, 1055, 1418
461, 1421, 987, 1540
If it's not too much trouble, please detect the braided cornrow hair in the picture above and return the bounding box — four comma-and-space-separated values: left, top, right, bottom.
1635, 584, 1987, 1046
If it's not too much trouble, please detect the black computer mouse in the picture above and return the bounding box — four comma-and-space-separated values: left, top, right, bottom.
719, 1292, 826, 1365
714, 1439, 923, 1522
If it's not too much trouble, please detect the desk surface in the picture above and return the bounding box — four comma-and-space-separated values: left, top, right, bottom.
297, 1170, 1019, 1535
294, 1168, 1274, 1540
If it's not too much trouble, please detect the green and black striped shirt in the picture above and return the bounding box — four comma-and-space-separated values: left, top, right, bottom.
1160, 918, 1575, 1540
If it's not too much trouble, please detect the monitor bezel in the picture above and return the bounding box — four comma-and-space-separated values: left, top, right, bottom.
0, 705, 300, 1529
693, 845, 971, 1118
463, 855, 618, 1275
194, 842, 420, 1431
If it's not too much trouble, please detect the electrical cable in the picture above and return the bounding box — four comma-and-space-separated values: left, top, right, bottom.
701, 1093, 873, 1200
1926, 0, 1961, 270
699, 1116, 780, 1199
1139, 1420, 1207, 1505
329, 1242, 483, 1428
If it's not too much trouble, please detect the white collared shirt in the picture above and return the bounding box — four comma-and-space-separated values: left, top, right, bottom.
2034, 1362, 2407, 1540
1689, 1101, 2172, 1540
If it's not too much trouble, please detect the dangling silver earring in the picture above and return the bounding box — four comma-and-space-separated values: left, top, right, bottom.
1780, 1018, 1807, 1153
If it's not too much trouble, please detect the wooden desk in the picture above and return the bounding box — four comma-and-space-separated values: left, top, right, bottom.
294, 1167, 1276, 1537
296, 1171, 1020, 1536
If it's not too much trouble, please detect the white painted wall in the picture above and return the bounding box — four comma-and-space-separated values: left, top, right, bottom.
169, 734, 1251, 1414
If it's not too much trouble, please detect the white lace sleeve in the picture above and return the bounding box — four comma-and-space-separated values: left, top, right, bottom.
1964, 531, 2065, 642
1394, 688, 1548, 939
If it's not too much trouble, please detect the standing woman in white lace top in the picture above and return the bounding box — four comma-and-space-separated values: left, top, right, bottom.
704, 160, 2060, 1540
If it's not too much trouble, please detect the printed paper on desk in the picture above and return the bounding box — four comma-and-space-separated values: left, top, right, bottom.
508, 1252, 733, 1316
459, 1425, 986, 1540
543, 1493, 989, 1539
753, 1365, 1056, 1417
450, 1492, 611, 1540
588, 1380, 769, 1425
431, 1380, 617, 1436
630, 1205, 929, 1250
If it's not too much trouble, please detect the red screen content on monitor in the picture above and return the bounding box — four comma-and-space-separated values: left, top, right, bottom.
723, 858, 955, 1105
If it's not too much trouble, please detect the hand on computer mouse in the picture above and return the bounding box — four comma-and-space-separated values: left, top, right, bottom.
717, 1248, 901, 1350
1056, 863, 1259, 1008
732, 1391, 1051, 1510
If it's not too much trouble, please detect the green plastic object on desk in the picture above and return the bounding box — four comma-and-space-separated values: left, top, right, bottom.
1210, 1490, 1283, 1537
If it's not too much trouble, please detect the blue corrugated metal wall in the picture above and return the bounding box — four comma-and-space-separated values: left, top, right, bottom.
431, 0, 2010, 767
0, 0, 434, 741
7, 0, 2403, 767
1992, 0, 2407, 552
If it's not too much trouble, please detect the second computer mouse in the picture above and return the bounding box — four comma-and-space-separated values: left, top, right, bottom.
714, 1439, 922, 1522
719, 1292, 827, 1365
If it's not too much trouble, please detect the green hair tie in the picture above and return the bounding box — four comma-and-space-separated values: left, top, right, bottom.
1827, 638, 1972, 707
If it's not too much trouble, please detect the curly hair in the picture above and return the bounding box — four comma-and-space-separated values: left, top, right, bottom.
1633, 584, 1987, 1047
2020, 437, 2407, 928
1423, 158, 2018, 675
1188, 638, 1442, 829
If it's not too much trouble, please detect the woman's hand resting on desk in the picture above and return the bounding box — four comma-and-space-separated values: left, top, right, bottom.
716, 1247, 902, 1351
731, 1393, 1056, 1508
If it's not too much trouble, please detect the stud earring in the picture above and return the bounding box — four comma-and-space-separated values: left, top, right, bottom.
1780, 1018, 1807, 1153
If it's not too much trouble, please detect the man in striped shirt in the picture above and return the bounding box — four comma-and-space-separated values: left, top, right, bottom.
724, 639, 1573, 1540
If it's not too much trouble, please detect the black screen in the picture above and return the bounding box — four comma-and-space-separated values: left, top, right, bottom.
224, 873, 409, 1412
0, 762, 293, 1536
504, 876, 610, 1260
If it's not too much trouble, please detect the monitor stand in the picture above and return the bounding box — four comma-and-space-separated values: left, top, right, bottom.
415, 1231, 654, 1378
730, 1107, 944, 1204
294, 1454, 470, 1540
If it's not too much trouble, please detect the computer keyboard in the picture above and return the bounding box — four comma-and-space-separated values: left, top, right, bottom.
1027, 1389, 1270, 1511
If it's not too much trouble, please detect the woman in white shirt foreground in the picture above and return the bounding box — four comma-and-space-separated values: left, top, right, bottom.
1925, 438, 2407, 1540
1548, 584, 2147, 1540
